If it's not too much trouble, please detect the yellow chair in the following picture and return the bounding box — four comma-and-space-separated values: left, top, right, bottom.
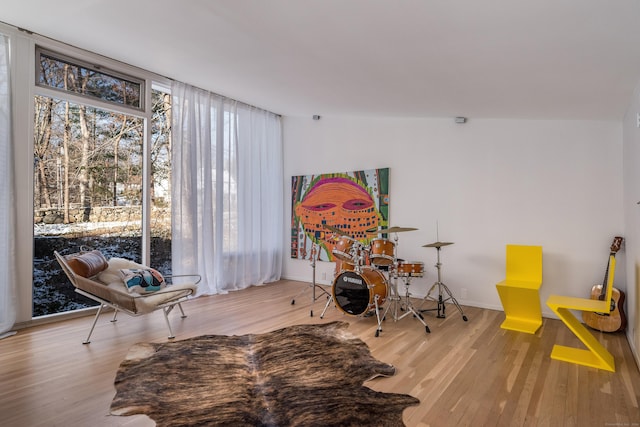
546, 255, 616, 372
496, 244, 543, 334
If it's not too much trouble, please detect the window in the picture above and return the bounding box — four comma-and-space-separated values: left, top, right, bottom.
32, 48, 170, 317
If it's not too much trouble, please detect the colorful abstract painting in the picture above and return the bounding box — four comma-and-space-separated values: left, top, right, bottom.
291, 168, 389, 262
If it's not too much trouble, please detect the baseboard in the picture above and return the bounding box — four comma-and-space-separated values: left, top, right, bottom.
627, 329, 640, 372
13, 305, 102, 331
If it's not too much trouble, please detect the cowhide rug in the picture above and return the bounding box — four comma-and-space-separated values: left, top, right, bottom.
110, 321, 419, 426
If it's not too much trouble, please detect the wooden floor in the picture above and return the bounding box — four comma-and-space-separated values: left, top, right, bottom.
1, 279, 639, 427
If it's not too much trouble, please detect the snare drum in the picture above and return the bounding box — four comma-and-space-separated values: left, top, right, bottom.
332, 267, 388, 315
332, 235, 357, 264
396, 261, 424, 277
370, 238, 395, 266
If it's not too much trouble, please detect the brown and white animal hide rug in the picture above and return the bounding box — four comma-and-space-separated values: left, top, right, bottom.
110, 321, 419, 426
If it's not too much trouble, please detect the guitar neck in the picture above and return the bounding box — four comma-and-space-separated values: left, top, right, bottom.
594, 237, 623, 300
598, 258, 611, 299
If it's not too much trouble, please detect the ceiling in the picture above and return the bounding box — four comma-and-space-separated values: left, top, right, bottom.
3, 0, 640, 120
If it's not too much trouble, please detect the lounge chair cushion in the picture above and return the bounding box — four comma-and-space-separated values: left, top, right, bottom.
120, 268, 166, 293
67, 250, 109, 278
98, 257, 167, 294
133, 283, 198, 314
98, 257, 143, 284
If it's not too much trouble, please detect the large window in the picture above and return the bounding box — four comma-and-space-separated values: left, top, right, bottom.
32, 49, 171, 317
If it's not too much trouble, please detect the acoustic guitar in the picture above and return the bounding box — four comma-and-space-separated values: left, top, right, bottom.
582, 236, 627, 333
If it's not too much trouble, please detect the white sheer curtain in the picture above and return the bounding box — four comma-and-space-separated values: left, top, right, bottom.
0, 33, 16, 337
171, 81, 283, 295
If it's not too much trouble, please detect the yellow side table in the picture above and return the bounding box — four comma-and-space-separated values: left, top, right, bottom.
496, 244, 543, 334
545, 255, 616, 372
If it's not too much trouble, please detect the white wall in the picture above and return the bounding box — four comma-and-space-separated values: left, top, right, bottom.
623, 83, 640, 365
282, 116, 624, 318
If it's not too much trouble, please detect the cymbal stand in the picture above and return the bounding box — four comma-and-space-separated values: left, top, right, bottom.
291, 242, 331, 317
379, 234, 401, 326
419, 246, 468, 321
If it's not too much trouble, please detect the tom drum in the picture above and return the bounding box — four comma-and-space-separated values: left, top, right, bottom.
332, 236, 358, 264
369, 238, 395, 266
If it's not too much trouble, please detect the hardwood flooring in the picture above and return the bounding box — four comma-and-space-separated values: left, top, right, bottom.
1, 279, 639, 426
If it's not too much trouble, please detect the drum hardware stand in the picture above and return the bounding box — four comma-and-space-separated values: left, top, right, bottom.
381, 269, 401, 323
419, 242, 468, 322
395, 275, 431, 334
374, 232, 429, 335
380, 263, 431, 335
377, 238, 400, 335
379, 276, 400, 336
291, 242, 331, 317
319, 292, 334, 319
372, 293, 385, 337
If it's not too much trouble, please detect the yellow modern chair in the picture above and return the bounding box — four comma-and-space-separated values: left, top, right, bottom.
495, 244, 543, 334
545, 255, 616, 372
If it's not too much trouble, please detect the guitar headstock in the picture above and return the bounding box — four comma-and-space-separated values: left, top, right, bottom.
610, 236, 624, 254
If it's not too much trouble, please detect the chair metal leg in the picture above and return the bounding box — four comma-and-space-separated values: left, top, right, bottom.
163, 306, 176, 339
83, 304, 105, 344
177, 302, 187, 318
110, 309, 119, 323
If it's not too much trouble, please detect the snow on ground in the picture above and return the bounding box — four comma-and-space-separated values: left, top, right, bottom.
34, 221, 140, 237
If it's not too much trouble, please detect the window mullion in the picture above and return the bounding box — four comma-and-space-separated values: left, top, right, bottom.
33, 85, 145, 119
141, 79, 153, 265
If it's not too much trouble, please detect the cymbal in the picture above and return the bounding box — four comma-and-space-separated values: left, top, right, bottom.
369, 226, 418, 234
422, 241, 454, 248
322, 224, 349, 236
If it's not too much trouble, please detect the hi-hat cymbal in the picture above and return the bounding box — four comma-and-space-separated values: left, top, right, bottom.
368, 226, 418, 234
422, 241, 454, 248
322, 224, 349, 236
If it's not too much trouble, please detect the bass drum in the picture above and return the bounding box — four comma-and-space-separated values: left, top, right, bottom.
332, 267, 388, 315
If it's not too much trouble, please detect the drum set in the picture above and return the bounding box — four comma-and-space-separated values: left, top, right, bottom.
317, 225, 435, 337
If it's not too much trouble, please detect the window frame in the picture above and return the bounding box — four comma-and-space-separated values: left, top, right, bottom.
35, 46, 146, 112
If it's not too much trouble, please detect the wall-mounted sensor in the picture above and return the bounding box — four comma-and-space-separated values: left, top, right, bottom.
455, 117, 467, 124
313, 115, 321, 120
